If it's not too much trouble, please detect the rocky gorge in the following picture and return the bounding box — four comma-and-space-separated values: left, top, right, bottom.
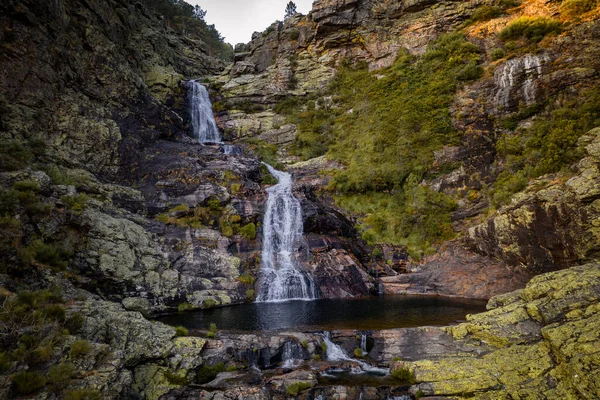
0, 0, 599, 399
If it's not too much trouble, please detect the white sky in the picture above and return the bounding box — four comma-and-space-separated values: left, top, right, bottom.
189, 0, 315, 45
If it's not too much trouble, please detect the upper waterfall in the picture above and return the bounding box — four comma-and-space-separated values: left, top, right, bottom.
255, 163, 317, 302
187, 80, 221, 144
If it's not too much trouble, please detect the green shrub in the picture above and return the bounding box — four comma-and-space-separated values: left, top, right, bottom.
48, 362, 76, 389
0, 189, 19, 216
490, 48, 506, 61
491, 171, 528, 207
392, 367, 415, 384
20, 240, 71, 271
239, 222, 257, 240
207, 198, 222, 211
0, 140, 34, 171
237, 274, 256, 285
353, 348, 364, 357
11, 371, 46, 395
471, 5, 502, 22
43, 304, 66, 322
65, 312, 85, 334
301, 340, 308, 349
69, 340, 92, 358
0, 352, 11, 372
61, 194, 88, 213
175, 326, 188, 336
63, 388, 102, 400
289, 29, 300, 40
560, 0, 599, 17
13, 180, 40, 193
416, 389, 426, 399
196, 362, 225, 383
286, 381, 313, 396
499, 16, 562, 43
245, 289, 255, 300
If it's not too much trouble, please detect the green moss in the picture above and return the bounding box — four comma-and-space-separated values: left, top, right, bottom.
164, 369, 189, 385
175, 326, 188, 336
353, 347, 364, 357
286, 381, 313, 396
203, 298, 217, 308
196, 362, 225, 384
239, 222, 257, 240
11, 371, 46, 395
499, 17, 562, 43
245, 289, 255, 300
69, 339, 91, 358
391, 367, 415, 384
63, 388, 102, 400
178, 302, 193, 312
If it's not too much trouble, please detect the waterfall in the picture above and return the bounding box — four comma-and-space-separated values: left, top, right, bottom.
322, 332, 388, 375
494, 54, 548, 109
187, 80, 221, 144
360, 334, 367, 356
255, 163, 317, 302
281, 341, 303, 368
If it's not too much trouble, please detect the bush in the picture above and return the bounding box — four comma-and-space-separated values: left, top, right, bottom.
0, 189, 19, 216
13, 180, 40, 193
392, 367, 415, 384
61, 194, 88, 213
0, 352, 11, 372
48, 362, 76, 389
63, 388, 102, 400
43, 304, 66, 322
286, 381, 313, 396
499, 17, 562, 43
353, 348, 364, 357
175, 326, 188, 336
196, 362, 225, 383
560, 0, 600, 17
0, 140, 34, 171
11, 371, 46, 395
178, 302, 193, 312
65, 312, 85, 334
20, 240, 71, 271
490, 48, 506, 61
471, 5, 501, 22
239, 222, 257, 240
69, 340, 92, 358
237, 274, 256, 285
245, 289, 255, 300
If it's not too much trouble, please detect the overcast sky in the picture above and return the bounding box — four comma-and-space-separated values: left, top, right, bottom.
189, 0, 315, 45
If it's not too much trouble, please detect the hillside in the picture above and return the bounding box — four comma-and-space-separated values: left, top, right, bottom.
0, 0, 599, 399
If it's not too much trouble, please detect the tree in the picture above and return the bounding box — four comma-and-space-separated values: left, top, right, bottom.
193, 5, 206, 20
284, 1, 297, 19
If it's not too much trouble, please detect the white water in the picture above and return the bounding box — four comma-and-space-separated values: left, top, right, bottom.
322, 332, 388, 375
360, 334, 367, 356
187, 80, 221, 143
494, 54, 548, 109
281, 341, 303, 368
256, 163, 317, 302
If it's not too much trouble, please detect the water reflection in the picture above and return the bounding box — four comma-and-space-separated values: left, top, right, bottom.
157, 296, 486, 332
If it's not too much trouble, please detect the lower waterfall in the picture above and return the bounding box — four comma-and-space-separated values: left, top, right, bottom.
255, 163, 317, 302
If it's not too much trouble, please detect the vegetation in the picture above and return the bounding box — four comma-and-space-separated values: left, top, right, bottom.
0, 139, 34, 172
239, 222, 257, 240
206, 322, 217, 338
63, 388, 102, 400
20, 239, 72, 271
164, 369, 189, 385
499, 17, 562, 43
175, 326, 188, 336
47, 362, 76, 390
392, 367, 415, 383
560, 0, 600, 17
353, 347, 364, 357
286, 381, 312, 396
493, 86, 600, 205
69, 340, 92, 358
196, 361, 225, 383
11, 371, 46, 395
143, 0, 233, 60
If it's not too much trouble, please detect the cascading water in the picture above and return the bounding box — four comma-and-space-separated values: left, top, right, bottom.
360, 334, 367, 356
281, 341, 304, 368
322, 332, 388, 375
494, 54, 549, 109
187, 80, 221, 144
255, 163, 317, 302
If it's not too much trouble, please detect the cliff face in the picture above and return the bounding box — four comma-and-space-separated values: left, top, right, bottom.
213, 0, 600, 299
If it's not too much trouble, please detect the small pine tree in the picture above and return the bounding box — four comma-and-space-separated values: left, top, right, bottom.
285, 1, 297, 19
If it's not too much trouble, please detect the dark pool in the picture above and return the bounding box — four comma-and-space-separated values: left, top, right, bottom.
157, 295, 487, 332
